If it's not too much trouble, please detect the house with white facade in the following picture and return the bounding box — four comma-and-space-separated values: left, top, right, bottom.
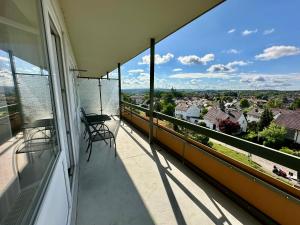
175, 103, 202, 123
247, 108, 263, 123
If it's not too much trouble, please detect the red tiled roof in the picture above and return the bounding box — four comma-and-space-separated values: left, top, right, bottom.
274, 110, 300, 130
175, 103, 189, 111
204, 107, 242, 125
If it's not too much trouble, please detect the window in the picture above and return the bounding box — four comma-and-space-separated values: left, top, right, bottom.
0, 0, 59, 224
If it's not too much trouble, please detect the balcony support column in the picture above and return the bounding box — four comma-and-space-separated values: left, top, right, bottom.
118, 63, 122, 119
149, 38, 155, 143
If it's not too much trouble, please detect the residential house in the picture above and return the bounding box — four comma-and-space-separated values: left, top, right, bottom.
130, 95, 144, 105
204, 107, 247, 133
247, 108, 263, 123
175, 103, 201, 123
274, 110, 300, 144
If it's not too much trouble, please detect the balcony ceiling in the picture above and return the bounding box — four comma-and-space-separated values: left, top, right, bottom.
59, 0, 224, 77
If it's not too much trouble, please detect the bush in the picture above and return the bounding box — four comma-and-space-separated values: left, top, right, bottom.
280, 147, 300, 157
198, 121, 206, 127
192, 134, 212, 147
259, 123, 287, 149
219, 119, 240, 134
280, 147, 294, 155
244, 131, 258, 142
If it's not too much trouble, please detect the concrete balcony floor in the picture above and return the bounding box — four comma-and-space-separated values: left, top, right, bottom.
76, 118, 261, 225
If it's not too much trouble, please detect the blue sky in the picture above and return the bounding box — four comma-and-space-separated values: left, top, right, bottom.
121, 0, 300, 90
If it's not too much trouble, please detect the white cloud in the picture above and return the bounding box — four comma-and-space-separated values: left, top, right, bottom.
177, 53, 215, 65
253, 75, 266, 82
138, 53, 174, 65
207, 60, 250, 73
255, 45, 300, 61
242, 29, 258, 36
225, 49, 240, 54
0, 56, 9, 62
239, 73, 300, 89
128, 69, 144, 74
169, 72, 229, 79
228, 29, 236, 34
173, 68, 182, 72
263, 28, 275, 35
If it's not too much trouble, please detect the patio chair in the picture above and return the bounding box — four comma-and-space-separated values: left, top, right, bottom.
80, 107, 111, 139
82, 114, 116, 161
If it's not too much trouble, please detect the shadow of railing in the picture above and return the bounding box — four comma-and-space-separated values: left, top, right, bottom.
120, 121, 252, 225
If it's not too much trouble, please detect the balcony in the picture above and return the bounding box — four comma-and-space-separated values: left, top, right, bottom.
76, 118, 260, 225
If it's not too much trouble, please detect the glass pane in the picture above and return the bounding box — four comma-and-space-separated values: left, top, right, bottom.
78, 78, 101, 114
101, 79, 119, 116
0, 0, 59, 224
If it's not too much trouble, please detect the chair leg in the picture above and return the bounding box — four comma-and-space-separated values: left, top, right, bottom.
86, 140, 91, 153
110, 138, 111, 147
113, 137, 117, 158
87, 143, 93, 161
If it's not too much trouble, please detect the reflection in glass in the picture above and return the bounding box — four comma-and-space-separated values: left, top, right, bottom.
0, 0, 59, 224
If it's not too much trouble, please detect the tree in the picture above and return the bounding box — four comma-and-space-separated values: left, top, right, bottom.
258, 108, 273, 130
122, 93, 132, 103
161, 103, 175, 116
154, 101, 162, 112
259, 123, 287, 148
170, 87, 183, 98
219, 119, 240, 134
201, 108, 208, 115
267, 98, 283, 108
290, 98, 300, 109
240, 98, 250, 108
248, 121, 258, 132
219, 100, 225, 111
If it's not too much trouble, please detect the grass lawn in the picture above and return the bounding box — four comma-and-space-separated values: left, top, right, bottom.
211, 142, 294, 185
211, 142, 262, 170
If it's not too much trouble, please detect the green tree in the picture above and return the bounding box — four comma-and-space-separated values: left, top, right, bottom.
290, 98, 300, 109
258, 108, 273, 130
240, 98, 250, 108
267, 98, 283, 108
122, 93, 132, 103
259, 123, 287, 148
161, 103, 175, 116
201, 108, 208, 115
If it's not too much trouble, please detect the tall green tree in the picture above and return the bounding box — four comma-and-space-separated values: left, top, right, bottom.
258, 108, 273, 130
240, 98, 250, 108
161, 103, 175, 116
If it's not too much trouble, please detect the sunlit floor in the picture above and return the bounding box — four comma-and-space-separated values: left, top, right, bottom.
76, 118, 261, 225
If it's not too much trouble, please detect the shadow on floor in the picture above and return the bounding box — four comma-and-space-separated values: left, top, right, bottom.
120, 121, 260, 225
76, 119, 260, 225
76, 120, 155, 225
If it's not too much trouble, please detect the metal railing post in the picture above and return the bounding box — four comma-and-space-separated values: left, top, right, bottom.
118, 63, 122, 119
98, 78, 103, 115
149, 38, 155, 144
